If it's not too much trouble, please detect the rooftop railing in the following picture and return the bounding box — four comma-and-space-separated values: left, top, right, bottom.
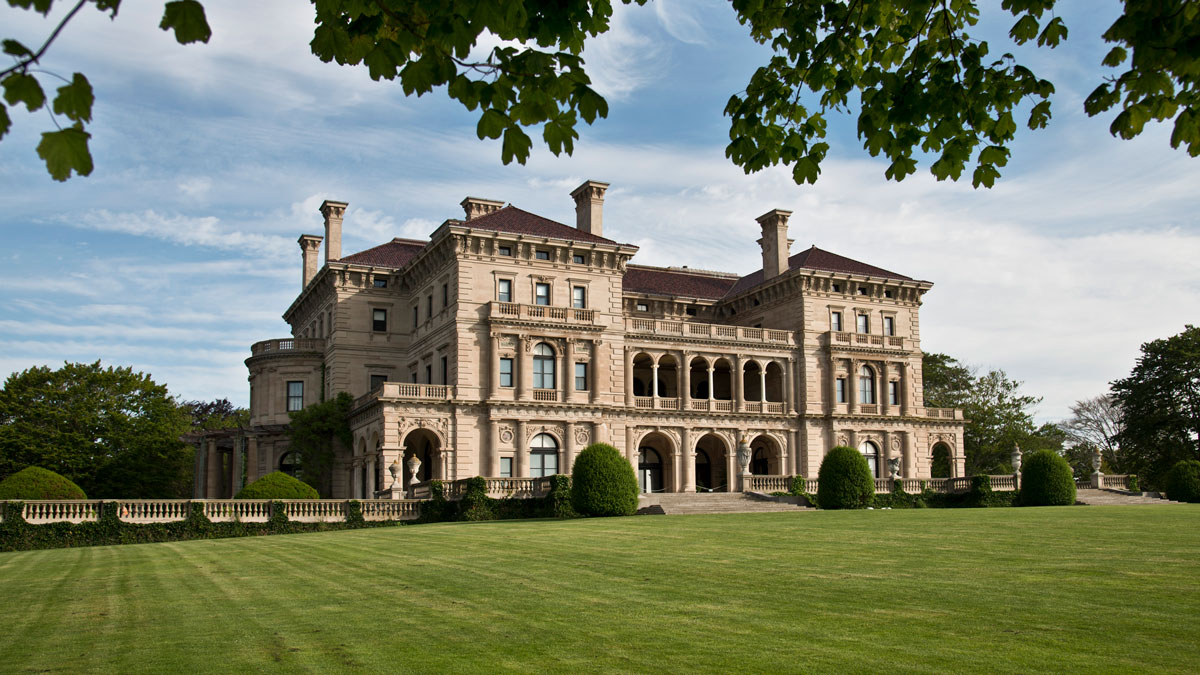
626, 318, 794, 345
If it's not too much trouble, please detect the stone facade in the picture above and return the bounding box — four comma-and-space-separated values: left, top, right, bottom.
195, 180, 965, 498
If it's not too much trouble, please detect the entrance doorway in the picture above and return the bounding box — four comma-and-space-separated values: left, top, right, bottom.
695, 449, 712, 491
638, 448, 663, 493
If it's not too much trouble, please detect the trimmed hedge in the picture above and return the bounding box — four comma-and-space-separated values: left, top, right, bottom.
0, 467, 87, 500
1164, 460, 1200, 503
816, 446, 874, 510
235, 471, 319, 500
0, 500, 397, 552
416, 475, 577, 524
1020, 450, 1077, 506
571, 443, 639, 517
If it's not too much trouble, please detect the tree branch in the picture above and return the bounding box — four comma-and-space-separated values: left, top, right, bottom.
0, 0, 89, 80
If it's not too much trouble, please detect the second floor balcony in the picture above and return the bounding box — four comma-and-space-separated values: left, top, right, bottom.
249, 337, 325, 356
829, 331, 906, 351
626, 318, 794, 346
489, 301, 596, 326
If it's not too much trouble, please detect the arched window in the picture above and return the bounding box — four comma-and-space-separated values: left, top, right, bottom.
533, 342, 556, 389
859, 365, 876, 404
529, 433, 559, 477
279, 451, 300, 477
751, 447, 770, 475
859, 441, 879, 478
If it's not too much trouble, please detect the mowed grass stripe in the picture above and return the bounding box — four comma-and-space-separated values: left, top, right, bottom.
0, 506, 1197, 673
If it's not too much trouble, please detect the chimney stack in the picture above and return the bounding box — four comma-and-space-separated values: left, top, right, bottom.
298, 234, 323, 289
460, 197, 505, 221
319, 200, 348, 263
570, 180, 609, 238
756, 209, 794, 280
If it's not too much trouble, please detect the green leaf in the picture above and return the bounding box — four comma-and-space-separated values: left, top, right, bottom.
1009, 15, 1039, 44
0, 104, 10, 140
1036, 17, 1067, 48
2, 39, 33, 58
36, 124, 93, 181
2, 72, 45, 112
1101, 47, 1127, 68
500, 126, 532, 165
475, 109, 507, 140
159, 0, 212, 44
52, 73, 93, 123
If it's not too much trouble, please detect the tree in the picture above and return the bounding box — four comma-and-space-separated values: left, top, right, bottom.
4, 1, 1197, 184
0, 360, 193, 498
1111, 325, 1200, 488
922, 352, 974, 408
1057, 394, 1124, 475
180, 398, 249, 432
285, 392, 354, 496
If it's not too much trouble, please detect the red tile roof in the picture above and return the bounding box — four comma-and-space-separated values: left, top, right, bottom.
458, 205, 619, 244
337, 238, 427, 269
623, 265, 739, 300
724, 246, 912, 297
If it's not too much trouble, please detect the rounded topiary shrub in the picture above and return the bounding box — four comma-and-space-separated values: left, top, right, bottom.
1019, 450, 1076, 506
235, 471, 319, 500
816, 446, 874, 510
1164, 460, 1200, 503
571, 443, 638, 517
0, 467, 88, 500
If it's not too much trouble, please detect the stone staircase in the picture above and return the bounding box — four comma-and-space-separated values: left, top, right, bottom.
637, 492, 812, 515
1076, 489, 1185, 506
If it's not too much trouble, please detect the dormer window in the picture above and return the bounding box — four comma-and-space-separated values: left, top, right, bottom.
536, 250, 550, 261
498, 245, 512, 256
884, 289, 893, 298
636, 302, 649, 312
373, 278, 387, 288
832, 283, 841, 293
857, 287, 868, 296
572, 254, 585, 264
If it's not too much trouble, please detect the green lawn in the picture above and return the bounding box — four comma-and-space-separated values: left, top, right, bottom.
1, 506, 1197, 673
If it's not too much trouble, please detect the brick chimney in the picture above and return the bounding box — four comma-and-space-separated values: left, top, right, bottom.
756, 209, 794, 280
570, 180, 608, 237
319, 200, 348, 263
298, 234, 323, 289
460, 197, 504, 221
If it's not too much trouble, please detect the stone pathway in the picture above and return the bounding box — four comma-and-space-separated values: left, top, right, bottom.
1075, 489, 1185, 506
637, 492, 811, 515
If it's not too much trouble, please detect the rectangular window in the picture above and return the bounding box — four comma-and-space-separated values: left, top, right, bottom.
287, 381, 304, 412
370, 374, 387, 390
412, 305, 418, 327
884, 316, 895, 336
835, 378, 846, 403
572, 254, 585, 264
442, 283, 449, 307
426, 295, 433, 318
498, 245, 512, 257
857, 314, 869, 334
535, 283, 550, 306
575, 362, 588, 391
500, 457, 513, 478
636, 302, 649, 312
440, 356, 448, 384
499, 358, 513, 388
411, 372, 418, 384
572, 286, 586, 309
831, 311, 842, 332
372, 308, 387, 332
498, 279, 512, 303
889, 381, 899, 405
535, 249, 550, 261
530, 452, 558, 478
425, 365, 432, 384
373, 278, 387, 288
686, 306, 697, 316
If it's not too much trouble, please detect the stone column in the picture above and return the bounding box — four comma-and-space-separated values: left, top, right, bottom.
902, 432, 914, 479
193, 441, 204, 498
625, 348, 635, 406
489, 419, 501, 476
565, 421, 576, 474
625, 425, 637, 466
734, 356, 745, 413
881, 431, 892, 479
707, 365, 715, 402
681, 427, 694, 492
517, 334, 531, 401
367, 457, 377, 497
245, 436, 259, 485
651, 362, 660, 400
351, 459, 362, 499
590, 339, 605, 405
828, 356, 839, 414
788, 429, 801, 476
847, 359, 859, 414
515, 420, 528, 477
725, 436, 737, 492
205, 438, 220, 499
681, 352, 692, 410
231, 441, 244, 496
880, 361, 891, 415
900, 362, 912, 416
785, 358, 796, 414
759, 364, 767, 403
490, 333, 501, 398
560, 338, 572, 403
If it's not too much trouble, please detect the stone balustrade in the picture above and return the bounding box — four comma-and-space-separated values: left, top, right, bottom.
1, 499, 422, 525
250, 337, 325, 356
747, 474, 1027, 495
924, 408, 964, 420
491, 302, 595, 325
829, 331, 906, 351
626, 318, 794, 345
639, 397, 784, 414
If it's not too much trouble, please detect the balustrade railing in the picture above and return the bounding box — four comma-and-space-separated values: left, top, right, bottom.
532, 390, 559, 402
385, 382, 454, 400
117, 500, 193, 523
2, 499, 422, 525
746, 475, 792, 492
250, 337, 325, 356
17, 500, 102, 524
491, 302, 595, 324
924, 408, 962, 419
741, 474, 1026, 496
626, 319, 795, 345
829, 331, 906, 351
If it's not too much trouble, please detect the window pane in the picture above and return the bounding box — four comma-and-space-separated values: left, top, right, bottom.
287, 381, 303, 411
536, 250, 550, 260
500, 358, 513, 387
575, 362, 587, 391
498, 279, 511, 303
499, 245, 511, 256
572, 286, 586, 309
884, 317, 894, 336
373, 309, 387, 332
836, 378, 845, 403
500, 457, 512, 477
831, 311, 841, 331
544, 453, 558, 476
370, 374, 386, 389
573, 254, 585, 264
535, 283, 550, 305
857, 314, 869, 333
373, 278, 387, 288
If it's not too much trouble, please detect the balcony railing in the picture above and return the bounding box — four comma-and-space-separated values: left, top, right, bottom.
638, 397, 784, 414
924, 408, 963, 420
250, 337, 325, 355
829, 331, 905, 351
381, 382, 454, 400
0, 499, 422, 525
490, 302, 595, 325
689, 399, 735, 412
626, 318, 794, 345
746, 475, 1024, 495
532, 389, 559, 402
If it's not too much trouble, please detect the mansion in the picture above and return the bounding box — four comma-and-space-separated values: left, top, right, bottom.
194, 181, 965, 499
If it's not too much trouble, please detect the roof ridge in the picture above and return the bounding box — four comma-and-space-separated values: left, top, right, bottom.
626, 263, 739, 279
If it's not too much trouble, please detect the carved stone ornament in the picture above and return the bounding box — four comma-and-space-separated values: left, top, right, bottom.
887, 456, 901, 479
574, 427, 590, 445
837, 435, 849, 447
499, 425, 514, 444
891, 436, 902, 450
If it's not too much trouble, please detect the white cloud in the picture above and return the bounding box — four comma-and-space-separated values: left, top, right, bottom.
582, 3, 669, 101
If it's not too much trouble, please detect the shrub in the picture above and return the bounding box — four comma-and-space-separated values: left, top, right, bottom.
571, 443, 638, 517
459, 476, 496, 521
1164, 460, 1200, 503
0, 467, 87, 500
1019, 450, 1076, 506
1126, 474, 1139, 492
816, 446, 874, 510
235, 471, 319, 500
788, 475, 807, 496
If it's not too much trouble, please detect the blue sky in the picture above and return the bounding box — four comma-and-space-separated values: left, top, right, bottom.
2, 0, 1198, 423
